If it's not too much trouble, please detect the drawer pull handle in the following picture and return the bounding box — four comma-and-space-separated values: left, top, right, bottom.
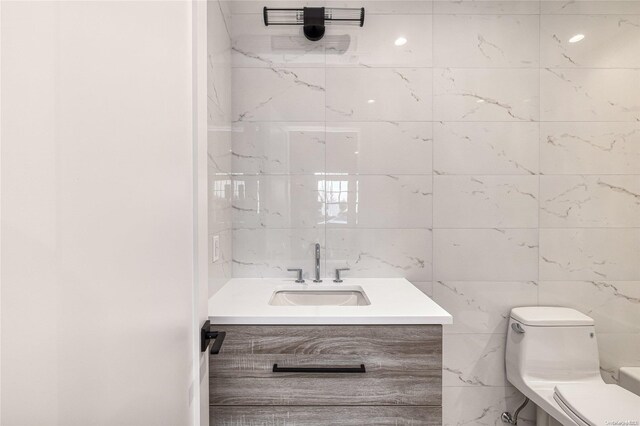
272, 364, 366, 374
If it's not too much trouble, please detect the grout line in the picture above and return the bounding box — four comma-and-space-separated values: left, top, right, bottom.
323, 31, 328, 280
431, 3, 436, 303
234, 120, 640, 123
231, 66, 640, 70
537, 0, 542, 307
226, 173, 640, 176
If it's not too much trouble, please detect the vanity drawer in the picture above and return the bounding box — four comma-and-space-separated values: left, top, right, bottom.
210, 406, 441, 425
209, 325, 442, 406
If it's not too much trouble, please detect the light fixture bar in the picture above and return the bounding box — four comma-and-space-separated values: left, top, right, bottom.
263, 7, 365, 40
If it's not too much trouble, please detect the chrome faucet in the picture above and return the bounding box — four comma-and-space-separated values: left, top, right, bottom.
313, 243, 322, 282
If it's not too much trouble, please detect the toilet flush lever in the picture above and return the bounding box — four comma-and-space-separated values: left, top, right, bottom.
511, 323, 525, 334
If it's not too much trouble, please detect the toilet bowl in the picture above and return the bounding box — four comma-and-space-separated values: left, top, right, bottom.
505, 307, 640, 426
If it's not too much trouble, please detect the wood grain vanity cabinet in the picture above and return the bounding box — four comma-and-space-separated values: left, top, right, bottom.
209, 325, 442, 425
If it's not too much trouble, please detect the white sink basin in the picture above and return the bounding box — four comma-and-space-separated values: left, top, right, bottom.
269, 286, 371, 306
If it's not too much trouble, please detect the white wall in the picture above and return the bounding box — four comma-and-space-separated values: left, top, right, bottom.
226, 0, 640, 424
1, 2, 202, 424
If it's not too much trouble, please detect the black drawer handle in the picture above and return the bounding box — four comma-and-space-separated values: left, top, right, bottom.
272, 364, 366, 374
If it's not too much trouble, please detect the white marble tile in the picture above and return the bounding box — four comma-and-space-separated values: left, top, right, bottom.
325, 175, 433, 228
208, 0, 232, 125
434, 281, 539, 334
443, 386, 536, 426
434, 122, 538, 175
326, 228, 432, 281
540, 122, 640, 175
598, 333, 640, 384
444, 334, 509, 387
541, 15, 640, 68
231, 14, 325, 68
209, 258, 233, 296
326, 122, 432, 175
237, 0, 431, 14
325, 14, 432, 67
208, 173, 233, 233
411, 281, 433, 296
541, 68, 640, 122
433, 15, 539, 68
326, 68, 432, 121
539, 281, 640, 334
434, 68, 539, 121
209, 227, 233, 295
540, 175, 640, 227
326, 0, 433, 14
233, 67, 325, 121
209, 61, 233, 126
232, 122, 325, 174
540, 228, 640, 281
434, 229, 538, 281
434, 0, 540, 14
230, 0, 322, 15
232, 175, 325, 228
541, 1, 640, 15
208, 126, 233, 174
232, 228, 325, 279
434, 176, 538, 228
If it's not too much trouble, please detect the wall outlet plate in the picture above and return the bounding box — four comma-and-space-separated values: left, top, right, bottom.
212, 235, 220, 263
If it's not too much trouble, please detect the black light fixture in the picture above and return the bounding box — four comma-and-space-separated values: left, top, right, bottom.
263, 7, 365, 41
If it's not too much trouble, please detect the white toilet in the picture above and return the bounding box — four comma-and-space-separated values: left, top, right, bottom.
505, 306, 640, 426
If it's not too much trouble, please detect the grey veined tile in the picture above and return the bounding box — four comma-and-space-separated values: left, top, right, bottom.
326, 68, 432, 121
434, 68, 539, 122
433, 14, 539, 68
541, 15, 640, 68
434, 175, 538, 228
540, 175, 640, 228
541, 69, 640, 122
443, 333, 509, 387
232, 175, 326, 229
233, 67, 325, 121
232, 228, 326, 279
326, 14, 433, 67
231, 14, 325, 68
327, 122, 432, 175
232, 122, 325, 175
325, 175, 432, 228
443, 387, 536, 426
326, 228, 432, 281
433, 281, 538, 334
539, 281, 640, 334
434, 122, 539, 175
540, 228, 640, 281
434, 229, 538, 281
540, 122, 640, 175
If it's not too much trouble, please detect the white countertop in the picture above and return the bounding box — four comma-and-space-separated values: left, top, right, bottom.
208, 278, 453, 325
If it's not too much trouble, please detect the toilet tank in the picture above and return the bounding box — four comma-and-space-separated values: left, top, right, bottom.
506, 307, 602, 387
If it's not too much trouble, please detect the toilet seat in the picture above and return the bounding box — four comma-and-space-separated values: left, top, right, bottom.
553, 383, 640, 426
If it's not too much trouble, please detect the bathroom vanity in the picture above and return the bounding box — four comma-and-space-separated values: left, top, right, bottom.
207, 278, 452, 425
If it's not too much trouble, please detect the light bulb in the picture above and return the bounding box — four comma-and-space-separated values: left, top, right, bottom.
394, 37, 407, 46
569, 34, 585, 43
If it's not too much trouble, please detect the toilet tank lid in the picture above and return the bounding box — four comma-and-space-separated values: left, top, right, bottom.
510, 307, 594, 326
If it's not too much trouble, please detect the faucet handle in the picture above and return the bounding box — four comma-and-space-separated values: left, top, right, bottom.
287, 268, 305, 283
333, 268, 350, 283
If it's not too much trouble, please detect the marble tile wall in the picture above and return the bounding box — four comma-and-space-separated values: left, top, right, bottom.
221, 0, 640, 423
208, 0, 233, 295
